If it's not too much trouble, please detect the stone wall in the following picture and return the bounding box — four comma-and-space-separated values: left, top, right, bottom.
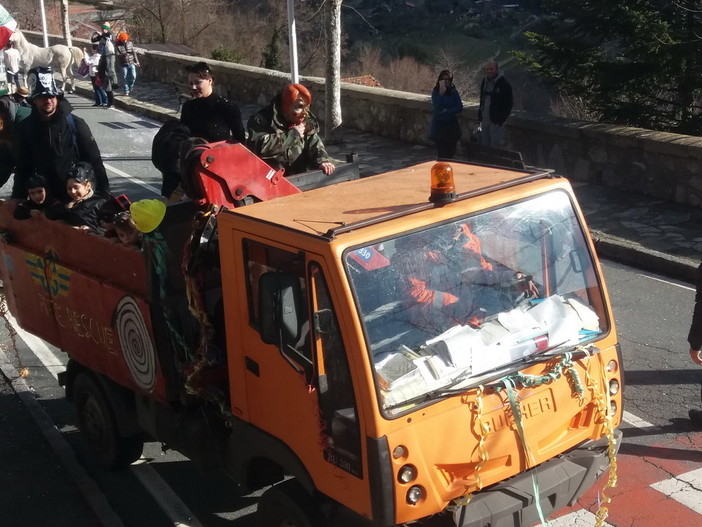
31, 31, 702, 207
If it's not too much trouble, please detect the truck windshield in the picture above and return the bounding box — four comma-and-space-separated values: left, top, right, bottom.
344, 190, 608, 415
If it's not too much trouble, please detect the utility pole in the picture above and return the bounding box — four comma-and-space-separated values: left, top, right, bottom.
287, 0, 299, 83
38, 0, 49, 46
324, 0, 343, 144
61, 0, 72, 46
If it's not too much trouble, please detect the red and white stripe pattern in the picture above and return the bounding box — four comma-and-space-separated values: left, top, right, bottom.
0, 4, 16, 49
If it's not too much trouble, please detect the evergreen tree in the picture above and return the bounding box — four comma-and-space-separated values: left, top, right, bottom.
515, 0, 702, 134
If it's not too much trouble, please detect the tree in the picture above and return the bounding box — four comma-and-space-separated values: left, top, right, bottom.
324, 0, 343, 144
514, 0, 702, 135
60, 0, 71, 47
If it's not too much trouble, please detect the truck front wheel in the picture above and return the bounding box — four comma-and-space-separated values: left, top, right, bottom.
255, 479, 324, 527
73, 373, 143, 470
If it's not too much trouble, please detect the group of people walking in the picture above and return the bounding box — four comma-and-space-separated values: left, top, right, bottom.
83, 23, 140, 108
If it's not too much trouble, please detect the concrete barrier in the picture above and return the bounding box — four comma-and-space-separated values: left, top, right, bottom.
28, 31, 702, 208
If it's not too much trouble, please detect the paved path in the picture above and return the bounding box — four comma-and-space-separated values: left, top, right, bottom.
72, 76, 702, 283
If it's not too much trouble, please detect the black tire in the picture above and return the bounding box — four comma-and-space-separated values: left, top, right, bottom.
72, 373, 143, 470
255, 479, 324, 527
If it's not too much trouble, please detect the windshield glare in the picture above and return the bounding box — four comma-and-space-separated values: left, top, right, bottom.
344, 191, 607, 415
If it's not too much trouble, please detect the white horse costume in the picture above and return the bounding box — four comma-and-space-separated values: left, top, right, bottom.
9, 29, 83, 91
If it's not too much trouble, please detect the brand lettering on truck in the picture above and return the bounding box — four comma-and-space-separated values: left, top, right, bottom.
483, 391, 554, 434
37, 295, 115, 352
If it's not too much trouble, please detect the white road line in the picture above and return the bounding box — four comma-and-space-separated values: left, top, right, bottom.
4, 310, 64, 379
131, 460, 205, 527
3, 310, 204, 527
639, 273, 695, 291
622, 410, 655, 429
104, 162, 161, 194
650, 467, 702, 515
0, 347, 125, 527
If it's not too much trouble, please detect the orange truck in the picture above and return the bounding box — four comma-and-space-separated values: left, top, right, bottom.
0, 143, 622, 527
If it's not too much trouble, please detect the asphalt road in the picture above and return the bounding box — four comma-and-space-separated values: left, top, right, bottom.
0, 93, 700, 527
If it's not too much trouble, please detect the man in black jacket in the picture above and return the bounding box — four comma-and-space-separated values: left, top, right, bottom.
687, 262, 702, 426
477, 61, 513, 149
11, 67, 109, 203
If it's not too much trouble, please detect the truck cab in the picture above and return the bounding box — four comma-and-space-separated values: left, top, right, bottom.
0, 152, 622, 527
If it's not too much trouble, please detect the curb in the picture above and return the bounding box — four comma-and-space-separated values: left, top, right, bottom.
73, 83, 176, 123
0, 345, 125, 527
591, 230, 699, 284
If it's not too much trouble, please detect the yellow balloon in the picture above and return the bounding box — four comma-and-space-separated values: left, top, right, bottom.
130, 199, 166, 233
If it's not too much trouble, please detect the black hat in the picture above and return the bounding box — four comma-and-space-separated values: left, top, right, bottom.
67, 162, 96, 185
26, 67, 62, 100
25, 175, 48, 191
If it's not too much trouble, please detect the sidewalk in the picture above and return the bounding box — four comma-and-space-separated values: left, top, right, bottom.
73, 77, 702, 283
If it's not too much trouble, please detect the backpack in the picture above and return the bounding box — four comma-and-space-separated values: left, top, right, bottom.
65, 113, 79, 157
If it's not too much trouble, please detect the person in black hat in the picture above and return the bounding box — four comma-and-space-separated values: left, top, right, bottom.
64, 161, 107, 233
10, 67, 109, 203
12, 174, 68, 221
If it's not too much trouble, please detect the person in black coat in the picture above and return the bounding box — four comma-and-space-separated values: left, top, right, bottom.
12, 175, 68, 221
11, 67, 109, 203
687, 261, 702, 426
64, 162, 108, 234
179, 61, 246, 143
477, 61, 513, 148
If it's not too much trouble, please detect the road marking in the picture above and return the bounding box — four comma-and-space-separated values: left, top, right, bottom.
131, 460, 205, 527
638, 273, 694, 291
3, 310, 64, 380
650, 467, 702, 515
0, 345, 125, 527
104, 162, 161, 194
622, 410, 655, 429
3, 310, 205, 527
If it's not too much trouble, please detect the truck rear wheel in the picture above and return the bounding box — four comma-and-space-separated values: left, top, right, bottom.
255, 479, 324, 527
73, 373, 143, 470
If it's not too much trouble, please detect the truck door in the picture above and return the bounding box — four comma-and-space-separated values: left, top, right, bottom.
239, 239, 365, 508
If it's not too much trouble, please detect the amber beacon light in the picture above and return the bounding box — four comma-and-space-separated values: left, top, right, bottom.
429, 162, 456, 204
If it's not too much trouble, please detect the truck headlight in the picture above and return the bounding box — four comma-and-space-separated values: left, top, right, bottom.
406, 485, 424, 504
398, 464, 417, 484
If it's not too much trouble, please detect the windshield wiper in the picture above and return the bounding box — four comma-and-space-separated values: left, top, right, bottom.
384, 344, 600, 412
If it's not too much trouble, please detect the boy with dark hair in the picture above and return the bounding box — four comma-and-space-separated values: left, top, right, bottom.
13, 175, 68, 220
64, 162, 107, 233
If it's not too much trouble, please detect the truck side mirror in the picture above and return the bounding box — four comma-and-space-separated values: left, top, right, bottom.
258, 272, 301, 346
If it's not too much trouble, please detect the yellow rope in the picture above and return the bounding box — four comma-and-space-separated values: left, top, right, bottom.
472, 385, 490, 491
586, 358, 618, 527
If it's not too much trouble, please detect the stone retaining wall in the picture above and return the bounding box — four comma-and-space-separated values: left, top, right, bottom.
32, 31, 702, 207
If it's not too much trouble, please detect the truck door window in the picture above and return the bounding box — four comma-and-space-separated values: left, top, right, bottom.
344, 190, 609, 415
243, 239, 310, 363
310, 263, 362, 478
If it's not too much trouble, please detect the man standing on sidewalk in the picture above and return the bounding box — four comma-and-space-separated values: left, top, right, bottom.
687, 262, 702, 426
477, 61, 512, 148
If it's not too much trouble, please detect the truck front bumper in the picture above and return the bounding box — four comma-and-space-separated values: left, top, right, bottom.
453, 430, 622, 527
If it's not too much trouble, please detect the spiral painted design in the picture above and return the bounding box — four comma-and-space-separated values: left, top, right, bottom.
115, 296, 155, 392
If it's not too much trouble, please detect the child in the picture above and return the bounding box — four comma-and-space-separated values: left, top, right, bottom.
113, 211, 142, 249
65, 162, 107, 233
13, 175, 68, 220
84, 44, 107, 107
97, 194, 131, 239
